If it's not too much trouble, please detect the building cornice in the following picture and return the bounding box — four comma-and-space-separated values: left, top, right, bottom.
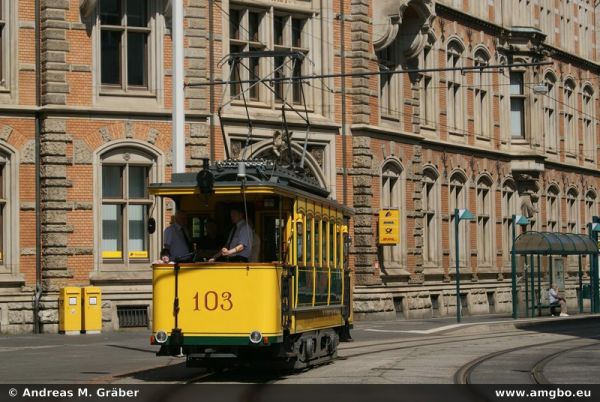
436, 3, 600, 72
351, 124, 600, 176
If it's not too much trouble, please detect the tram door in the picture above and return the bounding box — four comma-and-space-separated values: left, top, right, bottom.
260, 214, 285, 263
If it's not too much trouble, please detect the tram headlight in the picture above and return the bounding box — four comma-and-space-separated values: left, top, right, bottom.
155, 330, 168, 344
249, 330, 262, 344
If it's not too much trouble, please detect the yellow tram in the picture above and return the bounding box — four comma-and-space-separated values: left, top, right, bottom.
150, 160, 353, 368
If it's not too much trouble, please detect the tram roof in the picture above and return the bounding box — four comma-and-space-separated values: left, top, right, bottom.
149, 168, 353, 216
512, 231, 598, 255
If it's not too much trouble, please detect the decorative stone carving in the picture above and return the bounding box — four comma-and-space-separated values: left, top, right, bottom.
0, 126, 12, 142
79, 0, 97, 18
373, 0, 436, 61
99, 127, 112, 143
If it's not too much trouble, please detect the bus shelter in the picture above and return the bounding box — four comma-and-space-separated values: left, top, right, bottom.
512, 232, 598, 317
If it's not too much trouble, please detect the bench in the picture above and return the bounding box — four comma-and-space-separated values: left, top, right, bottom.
536, 302, 561, 316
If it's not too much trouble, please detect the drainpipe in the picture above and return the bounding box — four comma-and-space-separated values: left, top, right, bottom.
172, 0, 185, 174
33, 0, 42, 334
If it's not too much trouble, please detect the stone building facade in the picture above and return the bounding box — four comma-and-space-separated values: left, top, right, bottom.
0, 0, 599, 333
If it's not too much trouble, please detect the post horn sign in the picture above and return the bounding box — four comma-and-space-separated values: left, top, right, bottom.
379, 209, 400, 245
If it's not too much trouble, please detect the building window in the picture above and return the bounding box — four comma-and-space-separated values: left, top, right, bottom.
0, 0, 5, 87
583, 86, 595, 162
566, 189, 579, 233
100, 149, 154, 264
99, 0, 152, 91
381, 162, 403, 267
0, 163, 4, 266
502, 180, 518, 263
510, 72, 526, 139
544, 73, 558, 150
229, 7, 309, 105
449, 173, 467, 266
419, 44, 435, 127
0, 148, 17, 276
474, 49, 491, 139
422, 169, 439, 266
229, 8, 265, 101
546, 186, 560, 232
539, 2, 554, 44
446, 42, 465, 134
585, 190, 597, 225
378, 45, 401, 122
563, 80, 577, 155
477, 177, 493, 266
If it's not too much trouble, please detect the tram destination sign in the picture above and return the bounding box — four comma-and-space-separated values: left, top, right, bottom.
378, 209, 400, 245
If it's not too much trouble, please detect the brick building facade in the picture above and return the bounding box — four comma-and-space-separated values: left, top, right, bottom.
0, 0, 598, 333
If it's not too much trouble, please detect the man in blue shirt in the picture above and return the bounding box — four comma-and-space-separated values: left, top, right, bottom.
210, 207, 253, 262
163, 211, 193, 261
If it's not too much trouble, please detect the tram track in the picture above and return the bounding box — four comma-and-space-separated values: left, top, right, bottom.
454, 336, 600, 385
135, 322, 600, 384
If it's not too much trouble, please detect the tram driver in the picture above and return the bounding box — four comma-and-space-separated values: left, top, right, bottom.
163, 211, 194, 262
209, 206, 254, 263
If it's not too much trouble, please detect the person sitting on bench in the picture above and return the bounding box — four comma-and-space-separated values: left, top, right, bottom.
549, 283, 569, 317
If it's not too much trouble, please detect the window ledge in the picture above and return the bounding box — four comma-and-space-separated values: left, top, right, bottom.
476, 135, 492, 142
0, 274, 25, 286
90, 270, 152, 285
99, 90, 156, 98
448, 130, 466, 137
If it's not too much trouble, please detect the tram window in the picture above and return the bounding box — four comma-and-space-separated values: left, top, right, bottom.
329, 222, 335, 267
306, 217, 312, 265
314, 219, 319, 267
337, 228, 344, 269
322, 220, 328, 267
296, 221, 303, 264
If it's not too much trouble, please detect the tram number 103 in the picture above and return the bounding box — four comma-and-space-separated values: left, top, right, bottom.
192, 291, 233, 311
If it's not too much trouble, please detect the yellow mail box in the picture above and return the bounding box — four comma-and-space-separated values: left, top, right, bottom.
82, 287, 102, 334
58, 287, 81, 335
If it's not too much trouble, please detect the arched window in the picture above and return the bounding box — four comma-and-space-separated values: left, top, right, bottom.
0, 146, 18, 277
99, 146, 159, 267
419, 37, 436, 128
566, 189, 579, 233
446, 41, 465, 134
377, 42, 402, 123
563, 79, 577, 156
381, 161, 403, 267
476, 176, 493, 265
543, 73, 558, 151
449, 172, 467, 266
585, 190, 597, 225
583, 86, 595, 162
474, 49, 492, 139
422, 168, 440, 266
502, 180, 518, 264
546, 185, 560, 232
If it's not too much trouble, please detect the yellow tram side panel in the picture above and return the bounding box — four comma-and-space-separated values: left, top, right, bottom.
153, 264, 283, 338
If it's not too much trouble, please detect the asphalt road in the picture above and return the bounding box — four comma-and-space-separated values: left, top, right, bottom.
0, 316, 599, 385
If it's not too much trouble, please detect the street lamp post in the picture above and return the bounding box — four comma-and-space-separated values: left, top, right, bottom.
454, 208, 474, 323
511, 214, 529, 319
589, 219, 600, 313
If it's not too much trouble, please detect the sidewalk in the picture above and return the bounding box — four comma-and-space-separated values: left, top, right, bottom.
351, 313, 600, 342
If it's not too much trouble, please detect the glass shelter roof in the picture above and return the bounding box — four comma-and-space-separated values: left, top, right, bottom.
512, 232, 599, 255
